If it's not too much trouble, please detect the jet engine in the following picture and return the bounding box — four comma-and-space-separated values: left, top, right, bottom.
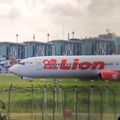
99, 71, 120, 81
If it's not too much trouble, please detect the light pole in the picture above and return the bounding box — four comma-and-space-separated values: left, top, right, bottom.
16, 34, 18, 43
47, 33, 50, 42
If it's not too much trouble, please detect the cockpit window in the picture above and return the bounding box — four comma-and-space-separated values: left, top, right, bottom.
18, 62, 28, 65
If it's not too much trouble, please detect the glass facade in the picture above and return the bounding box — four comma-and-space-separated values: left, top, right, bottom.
81, 38, 115, 55
0, 42, 25, 59
0, 34, 118, 59
24, 41, 48, 58
115, 37, 120, 54
49, 40, 82, 56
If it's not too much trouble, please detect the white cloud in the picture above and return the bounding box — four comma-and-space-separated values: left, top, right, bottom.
0, 0, 120, 42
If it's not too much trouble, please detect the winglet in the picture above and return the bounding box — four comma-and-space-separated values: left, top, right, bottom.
10, 57, 18, 66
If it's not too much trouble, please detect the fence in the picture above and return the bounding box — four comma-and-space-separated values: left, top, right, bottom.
0, 83, 118, 120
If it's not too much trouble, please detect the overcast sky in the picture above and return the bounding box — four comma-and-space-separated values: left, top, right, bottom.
0, 0, 120, 43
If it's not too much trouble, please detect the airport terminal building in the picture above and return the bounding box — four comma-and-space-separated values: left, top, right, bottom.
0, 33, 119, 60
81, 34, 116, 55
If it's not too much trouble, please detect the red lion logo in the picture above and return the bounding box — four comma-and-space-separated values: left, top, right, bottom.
43, 59, 58, 69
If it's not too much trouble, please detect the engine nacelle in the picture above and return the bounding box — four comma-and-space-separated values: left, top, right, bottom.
100, 71, 120, 81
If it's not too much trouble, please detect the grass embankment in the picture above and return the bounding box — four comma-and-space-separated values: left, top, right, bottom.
0, 74, 119, 89
0, 74, 119, 93
0, 74, 120, 113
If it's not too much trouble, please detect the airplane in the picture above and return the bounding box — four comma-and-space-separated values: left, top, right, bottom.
8, 55, 120, 81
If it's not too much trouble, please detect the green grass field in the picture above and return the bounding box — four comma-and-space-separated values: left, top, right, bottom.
0, 74, 120, 91
0, 74, 119, 120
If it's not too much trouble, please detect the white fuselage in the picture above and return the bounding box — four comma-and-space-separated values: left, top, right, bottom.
9, 55, 120, 80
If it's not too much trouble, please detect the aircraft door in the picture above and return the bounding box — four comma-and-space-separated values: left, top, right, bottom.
36, 59, 42, 70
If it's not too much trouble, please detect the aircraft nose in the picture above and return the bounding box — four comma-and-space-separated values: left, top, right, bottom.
9, 66, 16, 74
9, 65, 22, 76
9, 67, 13, 73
